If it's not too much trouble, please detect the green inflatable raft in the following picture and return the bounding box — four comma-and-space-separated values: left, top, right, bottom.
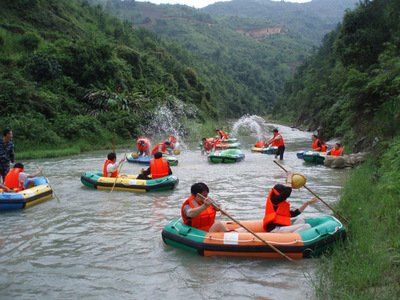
208, 149, 245, 163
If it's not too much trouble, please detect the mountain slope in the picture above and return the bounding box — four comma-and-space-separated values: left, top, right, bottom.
0, 0, 213, 149
96, 0, 313, 116
275, 0, 400, 150
203, 0, 358, 45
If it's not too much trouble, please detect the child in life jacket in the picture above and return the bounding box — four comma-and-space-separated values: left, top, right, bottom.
4, 163, 43, 192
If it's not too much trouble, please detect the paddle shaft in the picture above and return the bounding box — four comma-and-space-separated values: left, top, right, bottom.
110, 154, 127, 193
196, 193, 294, 262
273, 160, 349, 224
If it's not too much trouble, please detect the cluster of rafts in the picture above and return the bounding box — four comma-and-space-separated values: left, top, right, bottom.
1, 138, 346, 260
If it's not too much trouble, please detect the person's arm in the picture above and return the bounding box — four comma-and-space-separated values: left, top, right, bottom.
27, 167, 43, 178
0, 183, 12, 192
297, 197, 318, 213
186, 202, 210, 218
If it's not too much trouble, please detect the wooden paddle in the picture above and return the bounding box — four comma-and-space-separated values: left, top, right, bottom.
196, 193, 294, 262
273, 160, 349, 224
110, 154, 127, 193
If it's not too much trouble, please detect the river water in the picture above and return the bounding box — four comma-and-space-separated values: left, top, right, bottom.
0, 124, 349, 299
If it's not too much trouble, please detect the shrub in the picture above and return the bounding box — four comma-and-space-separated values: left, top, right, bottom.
26, 53, 62, 81
19, 32, 41, 51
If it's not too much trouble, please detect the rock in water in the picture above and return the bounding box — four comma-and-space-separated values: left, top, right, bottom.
324, 152, 367, 169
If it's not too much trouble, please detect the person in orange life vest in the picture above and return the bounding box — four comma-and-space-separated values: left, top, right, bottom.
201, 137, 215, 154
263, 172, 318, 233
137, 138, 151, 156
215, 129, 229, 140
266, 128, 285, 160
4, 163, 43, 191
311, 134, 327, 152
137, 152, 172, 180
102, 152, 125, 178
181, 182, 228, 232
151, 141, 172, 156
168, 135, 177, 149
327, 143, 344, 156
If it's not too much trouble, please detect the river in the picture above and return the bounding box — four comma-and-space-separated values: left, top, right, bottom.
0, 123, 349, 299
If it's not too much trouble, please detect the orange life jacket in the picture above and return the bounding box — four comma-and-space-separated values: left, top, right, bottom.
312, 138, 326, 151
151, 143, 168, 155
150, 158, 170, 179
181, 194, 216, 231
4, 167, 24, 191
217, 130, 229, 139
102, 160, 119, 178
263, 188, 291, 231
271, 132, 285, 147
330, 147, 344, 156
254, 141, 265, 148
203, 139, 214, 151
137, 138, 150, 152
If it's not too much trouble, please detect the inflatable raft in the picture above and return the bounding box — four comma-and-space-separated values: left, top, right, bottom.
251, 146, 263, 153
215, 142, 241, 150
81, 172, 179, 192
127, 154, 178, 166
208, 149, 245, 163
261, 146, 278, 155
0, 177, 53, 211
302, 151, 326, 164
162, 216, 345, 259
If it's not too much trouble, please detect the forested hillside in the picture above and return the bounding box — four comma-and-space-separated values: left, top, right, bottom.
95, 0, 313, 116
275, 0, 400, 151
203, 0, 358, 45
0, 0, 215, 152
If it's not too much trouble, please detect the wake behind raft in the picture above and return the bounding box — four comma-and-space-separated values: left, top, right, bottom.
162, 216, 346, 259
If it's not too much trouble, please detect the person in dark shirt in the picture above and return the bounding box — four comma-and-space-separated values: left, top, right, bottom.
263, 172, 318, 233
0, 129, 15, 182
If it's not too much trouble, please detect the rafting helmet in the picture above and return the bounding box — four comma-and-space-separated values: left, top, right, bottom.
291, 173, 307, 189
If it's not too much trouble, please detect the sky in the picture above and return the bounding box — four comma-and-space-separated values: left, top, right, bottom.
136, 0, 311, 9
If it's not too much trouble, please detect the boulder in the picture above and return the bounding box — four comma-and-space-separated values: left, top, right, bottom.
324, 152, 368, 169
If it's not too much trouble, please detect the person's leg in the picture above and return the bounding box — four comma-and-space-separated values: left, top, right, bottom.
279, 146, 285, 160
271, 223, 311, 233
209, 221, 228, 232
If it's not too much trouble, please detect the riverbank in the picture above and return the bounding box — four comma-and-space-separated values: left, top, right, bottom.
315, 138, 400, 298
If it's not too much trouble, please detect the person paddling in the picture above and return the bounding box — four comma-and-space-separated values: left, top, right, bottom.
181, 183, 228, 232
103, 153, 125, 178
151, 141, 172, 156
266, 128, 285, 160
4, 163, 43, 192
263, 172, 318, 233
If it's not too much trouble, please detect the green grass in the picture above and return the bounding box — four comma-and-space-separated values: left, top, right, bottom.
314, 140, 400, 299
15, 139, 133, 160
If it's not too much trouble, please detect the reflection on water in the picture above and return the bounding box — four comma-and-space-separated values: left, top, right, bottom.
0, 124, 348, 299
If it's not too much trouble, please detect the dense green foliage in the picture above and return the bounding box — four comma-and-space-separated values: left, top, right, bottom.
203, 0, 358, 45
94, 1, 309, 116
0, 0, 213, 152
276, 0, 400, 150
316, 140, 400, 298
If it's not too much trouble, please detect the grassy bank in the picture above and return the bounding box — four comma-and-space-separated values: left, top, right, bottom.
15, 139, 133, 160
315, 138, 400, 298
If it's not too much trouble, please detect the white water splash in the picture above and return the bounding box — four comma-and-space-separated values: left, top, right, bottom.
141, 96, 197, 149
231, 115, 273, 139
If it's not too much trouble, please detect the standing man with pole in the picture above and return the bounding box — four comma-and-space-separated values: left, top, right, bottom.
0, 129, 15, 182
